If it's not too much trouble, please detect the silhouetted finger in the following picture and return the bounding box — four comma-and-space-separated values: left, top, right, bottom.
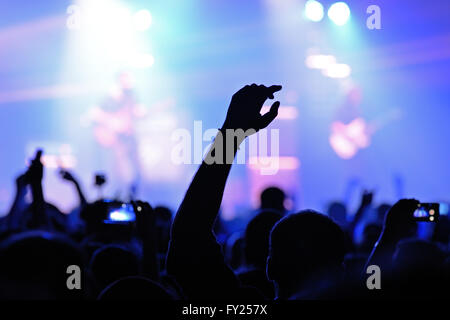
259, 101, 280, 129
267, 85, 282, 99
35, 149, 43, 161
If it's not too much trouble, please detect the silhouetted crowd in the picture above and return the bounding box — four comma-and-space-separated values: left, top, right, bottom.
0, 84, 448, 300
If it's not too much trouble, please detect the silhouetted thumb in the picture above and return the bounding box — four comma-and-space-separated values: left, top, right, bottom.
259, 101, 280, 129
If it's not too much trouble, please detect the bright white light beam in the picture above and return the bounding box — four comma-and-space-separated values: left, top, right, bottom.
328, 2, 351, 26
304, 0, 324, 22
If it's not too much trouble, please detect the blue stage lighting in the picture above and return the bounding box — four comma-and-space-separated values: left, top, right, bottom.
304, 0, 324, 22
328, 2, 351, 26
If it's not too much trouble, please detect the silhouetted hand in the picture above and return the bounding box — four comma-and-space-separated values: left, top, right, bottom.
26, 149, 47, 228
59, 168, 87, 207
383, 198, 419, 240
360, 190, 374, 208
366, 198, 419, 270
222, 84, 282, 132
27, 150, 43, 186
350, 189, 374, 230
59, 169, 77, 184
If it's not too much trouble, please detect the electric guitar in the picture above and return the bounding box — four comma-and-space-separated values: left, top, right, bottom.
329, 109, 402, 159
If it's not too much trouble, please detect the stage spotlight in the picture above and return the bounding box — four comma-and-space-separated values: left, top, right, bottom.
304, 0, 324, 22
130, 53, 155, 69
133, 9, 152, 31
328, 2, 351, 26
322, 63, 351, 78
305, 54, 336, 69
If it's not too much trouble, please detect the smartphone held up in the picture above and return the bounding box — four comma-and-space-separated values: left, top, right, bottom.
413, 203, 441, 222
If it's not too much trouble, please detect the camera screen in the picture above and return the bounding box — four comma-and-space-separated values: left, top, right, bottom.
104, 203, 136, 223
413, 203, 439, 222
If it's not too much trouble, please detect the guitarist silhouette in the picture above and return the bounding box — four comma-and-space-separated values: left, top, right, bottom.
85, 72, 145, 198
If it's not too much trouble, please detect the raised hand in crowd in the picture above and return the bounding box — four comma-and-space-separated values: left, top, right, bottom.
366, 199, 419, 271
59, 169, 87, 208
167, 84, 282, 299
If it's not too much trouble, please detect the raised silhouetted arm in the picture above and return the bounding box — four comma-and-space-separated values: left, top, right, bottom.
349, 190, 373, 233
365, 199, 418, 272
59, 169, 87, 208
167, 84, 281, 299
27, 150, 49, 229
6, 173, 29, 231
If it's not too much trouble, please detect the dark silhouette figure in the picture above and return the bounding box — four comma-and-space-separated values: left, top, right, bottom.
238, 210, 282, 298
0, 231, 87, 299
386, 239, 447, 299
260, 187, 287, 214
267, 211, 347, 299
90, 245, 140, 292
59, 169, 88, 209
327, 201, 347, 226
366, 199, 419, 273
167, 84, 282, 299
358, 223, 382, 254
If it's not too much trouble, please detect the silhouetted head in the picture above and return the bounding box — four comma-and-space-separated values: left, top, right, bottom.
360, 223, 382, 253
260, 187, 286, 213
0, 231, 85, 299
90, 245, 140, 291
393, 239, 446, 272
327, 201, 347, 226
98, 276, 174, 300
267, 210, 346, 298
376, 203, 391, 223
391, 239, 447, 298
244, 210, 282, 269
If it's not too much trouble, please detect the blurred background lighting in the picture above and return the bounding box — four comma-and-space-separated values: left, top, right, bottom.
133, 9, 152, 31
261, 105, 299, 120
248, 157, 300, 171
328, 2, 351, 26
322, 63, 351, 78
128, 53, 155, 69
304, 0, 324, 22
305, 54, 337, 69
